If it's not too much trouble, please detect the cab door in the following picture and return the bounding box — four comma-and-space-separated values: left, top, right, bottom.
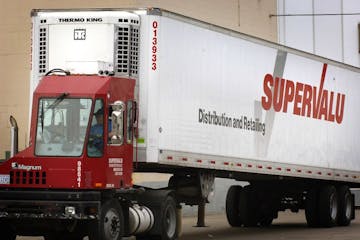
106, 100, 135, 188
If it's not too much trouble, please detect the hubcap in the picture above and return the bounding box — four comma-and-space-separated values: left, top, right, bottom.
345, 195, 352, 219
104, 208, 120, 240
330, 194, 338, 220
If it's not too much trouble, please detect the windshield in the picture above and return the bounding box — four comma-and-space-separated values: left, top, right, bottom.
35, 98, 92, 156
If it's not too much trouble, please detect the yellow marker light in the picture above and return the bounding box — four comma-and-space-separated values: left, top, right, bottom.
95, 183, 103, 188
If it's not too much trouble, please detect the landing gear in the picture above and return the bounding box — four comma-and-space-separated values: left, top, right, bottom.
168, 172, 214, 230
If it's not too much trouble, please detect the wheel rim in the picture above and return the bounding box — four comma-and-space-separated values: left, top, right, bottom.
165, 204, 176, 238
330, 194, 338, 220
345, 195, 352, 220
104, 208, 120, 240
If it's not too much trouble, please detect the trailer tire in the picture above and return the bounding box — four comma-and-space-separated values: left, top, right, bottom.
240, 185, 258, 227
225, 185, 243, 227
337, 186, 353, 226
305, 188, 320, 227
318, 185, 338, 227
97, 199, 124, 240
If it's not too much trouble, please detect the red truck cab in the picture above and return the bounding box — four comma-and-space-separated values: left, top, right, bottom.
12, 75, 135, 190
0, 75, 136, 235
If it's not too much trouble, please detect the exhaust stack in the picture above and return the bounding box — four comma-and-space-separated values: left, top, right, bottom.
9, 116, 18, 157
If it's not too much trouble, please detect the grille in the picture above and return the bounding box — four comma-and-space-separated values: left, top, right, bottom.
130, 26, 140, 76
116, 26, 130, 74
10, 171, 46, 185
38, 25, 48, 75
115, 17, 140, 77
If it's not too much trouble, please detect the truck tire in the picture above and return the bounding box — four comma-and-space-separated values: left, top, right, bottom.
337, 186, 353, 226
160, 195, 178, 240
318, 185, 338, 227
305, 188, 320, 227
138, 195, 179, 240
97, 199, 124, 240
225, 185, 243, 227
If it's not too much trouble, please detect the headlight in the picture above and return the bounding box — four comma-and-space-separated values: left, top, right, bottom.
64, 206, 76, 216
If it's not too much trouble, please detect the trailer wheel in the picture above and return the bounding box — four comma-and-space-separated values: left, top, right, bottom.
318, 185, 338, 227
98, 199, 124, 240
305, 188, 320, 227
337, 186, 353, 226
240, 185, 258, 227
225, 185, 243, 227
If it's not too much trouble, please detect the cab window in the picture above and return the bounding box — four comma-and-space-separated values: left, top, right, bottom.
87, 99, 104, 157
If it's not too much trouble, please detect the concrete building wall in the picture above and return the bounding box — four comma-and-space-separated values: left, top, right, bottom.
0, 0, 277, 160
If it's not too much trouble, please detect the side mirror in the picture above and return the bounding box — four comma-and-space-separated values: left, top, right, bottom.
110, 101, 125, 145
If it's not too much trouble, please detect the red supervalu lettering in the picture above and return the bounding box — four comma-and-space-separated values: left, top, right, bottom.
261, 64, 345, 124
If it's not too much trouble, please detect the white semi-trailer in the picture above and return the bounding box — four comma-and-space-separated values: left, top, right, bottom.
0, 8, 359, 240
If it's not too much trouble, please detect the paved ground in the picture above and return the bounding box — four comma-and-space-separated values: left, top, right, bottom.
18, 210, 360, 240
180, 210, 360, 240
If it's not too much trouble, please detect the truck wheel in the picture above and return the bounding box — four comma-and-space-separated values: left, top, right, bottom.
99, 199, 124, 240
318, 185, 338, 227
337, 186, 353, 226
305, 188, 320, 227
160, 195, 178, 240
225, 185, 243, 227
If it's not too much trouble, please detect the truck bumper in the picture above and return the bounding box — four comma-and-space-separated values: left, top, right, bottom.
0, 189, 101, 220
